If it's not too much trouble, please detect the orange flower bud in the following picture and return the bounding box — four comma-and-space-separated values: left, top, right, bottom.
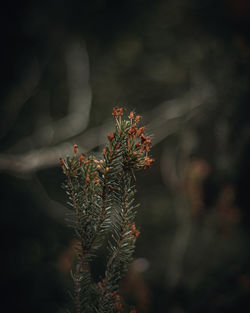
60, 158, 66, 167
140, 134, 147, 143
112, 107, 118, 116
115, 294, 121, 301
128, 127, 137, 137
79, 155, 85, 164
143, 156, 154, 168
135, 230, 140, 238
131, 223, 140, 240
112, 107, 124, 117
86, 176, 90, 183
144, 145, 150, 152
128, 111, 135, 119
135, 115, 142, 122
73, 144, 78, 153
103, 148, 107, 155
107, 133, 115, 141
118, 108, 124, 115
136, 127, 145, 137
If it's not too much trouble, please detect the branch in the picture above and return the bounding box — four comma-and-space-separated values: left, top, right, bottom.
0, 71, 215, 175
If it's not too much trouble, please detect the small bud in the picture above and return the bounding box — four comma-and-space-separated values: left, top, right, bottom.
112, 107, 124, 117
105, 167, 110, 173
107, 133, 115, 141
79, 155, 85, 164
112, 107, 118, 116
103, 148, 107, 155
131, 223, 140, 241
128, 127, 137, 137
137, 127, 145, 137
128, 111, 135, 119
135, 115, 142, 122
144, 145, 150, 152
60, 158, 65, 167
74, 144, 78, 154
140, 134, 147, 143
86, 176, 90, 183
143, 156, 155, 168
118, 108, 124, 115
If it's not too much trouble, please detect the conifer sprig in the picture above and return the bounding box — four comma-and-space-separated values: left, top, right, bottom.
60, 108, 154, 313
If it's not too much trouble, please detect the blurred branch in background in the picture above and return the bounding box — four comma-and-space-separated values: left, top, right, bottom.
0, 57, 40, 141
0, 63, 214, 176
0, 39, 91, 173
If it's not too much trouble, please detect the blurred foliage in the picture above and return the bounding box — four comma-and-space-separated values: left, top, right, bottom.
1, 0, 250, 312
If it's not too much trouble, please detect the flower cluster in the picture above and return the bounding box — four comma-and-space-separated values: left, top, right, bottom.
105, 108, 155, 171
131, 223, 140, 241
60, 146, 110, 186
112, 107, 125, 117
60, 108, 154, 313
111, 292, 123, 311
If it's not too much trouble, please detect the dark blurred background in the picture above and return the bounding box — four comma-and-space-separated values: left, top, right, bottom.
1, 1, 250, 312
